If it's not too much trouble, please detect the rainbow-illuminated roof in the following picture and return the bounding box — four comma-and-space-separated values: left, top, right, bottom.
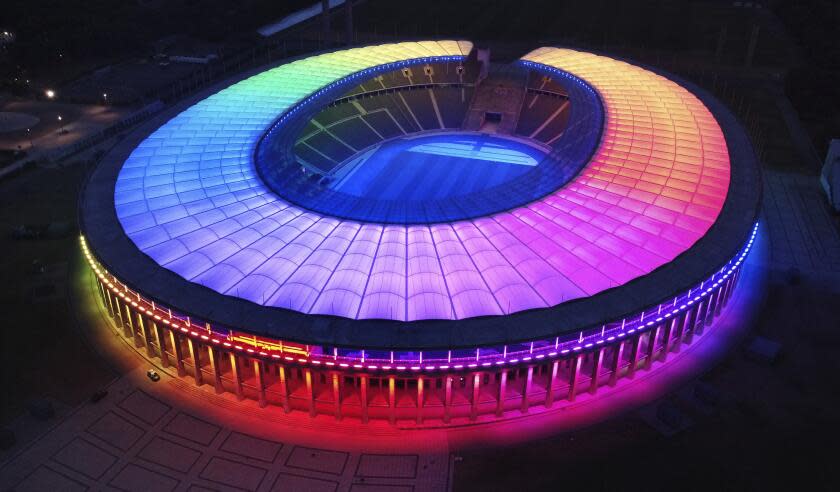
114, 44, 729, 322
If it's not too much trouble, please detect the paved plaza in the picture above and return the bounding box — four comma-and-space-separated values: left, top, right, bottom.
0, 222, 770, 491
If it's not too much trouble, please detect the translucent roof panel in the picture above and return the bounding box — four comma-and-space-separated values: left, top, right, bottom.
114, 44, 729, 322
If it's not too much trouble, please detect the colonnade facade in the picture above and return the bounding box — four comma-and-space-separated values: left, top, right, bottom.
92, 262, 741, 425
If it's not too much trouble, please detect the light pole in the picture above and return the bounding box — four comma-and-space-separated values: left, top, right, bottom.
45, 89, 55, 99
57, 115, 66, 134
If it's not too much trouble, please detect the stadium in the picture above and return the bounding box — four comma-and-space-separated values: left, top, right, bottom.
79, 40, 761, 425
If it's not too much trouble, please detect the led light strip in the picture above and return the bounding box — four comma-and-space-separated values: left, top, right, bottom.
81, 222, 757, 373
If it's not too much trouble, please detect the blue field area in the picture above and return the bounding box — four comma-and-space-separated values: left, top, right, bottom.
331, 133, 547, 201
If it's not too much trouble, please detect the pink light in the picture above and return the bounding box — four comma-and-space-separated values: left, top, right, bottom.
113, 46, 730, 324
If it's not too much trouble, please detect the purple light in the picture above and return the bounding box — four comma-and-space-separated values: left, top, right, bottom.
112, 44, 730, 322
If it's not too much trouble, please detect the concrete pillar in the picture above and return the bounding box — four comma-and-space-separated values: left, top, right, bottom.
496, 370, 508, 417
416, 377, 424, 424
207, 347, 224, 394
254, 359, 267, 408
443, 376, 453, 423
187, 338, 202, 386
627, 334, 642, 378
720, 277, 732, 307
705, 290, 719, 326
545, 360, 559, 408
520, 366, 533, 414
388, 376, 396, 424
684, 304, 699, 344
694, 298, 710, 336
360, 375, 369, 423
644, 326, 661, 370
727, 270, 741, 305
568, 354, 583, 401
672, 311, 688, 354
661, 318, 675, 361
305, 369, 315, 417
137, 313, 153, 355
711, 285, 725, 321
704, 294, 716, 327
715, 282, 726, 316
123, 302, 135, 341
96, 281, 107, 308
114, 298, 128, 336
721, 276, 734, 306
470, 373, 481, 421
169, 331, 186, 377
111, 294, 122, 324
103, 287, 116, 318
725, 274, 737, 304
153, 322, 169, 367
590, 348, 605, 394
229, 352, 244, 400
130, 310, 144, 349
609, 341, 626, 386
332, 373, 342, 420
278, 365, 290, 412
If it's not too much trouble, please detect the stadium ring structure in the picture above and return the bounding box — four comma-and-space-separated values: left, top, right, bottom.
80, 41, 761, 425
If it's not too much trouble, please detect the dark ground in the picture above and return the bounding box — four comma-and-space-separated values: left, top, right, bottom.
453, 269, 840, 491
0, 163, 117, 424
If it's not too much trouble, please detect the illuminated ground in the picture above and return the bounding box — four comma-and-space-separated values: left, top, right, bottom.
0, 222, 768, 490
0, 99, 128, 153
